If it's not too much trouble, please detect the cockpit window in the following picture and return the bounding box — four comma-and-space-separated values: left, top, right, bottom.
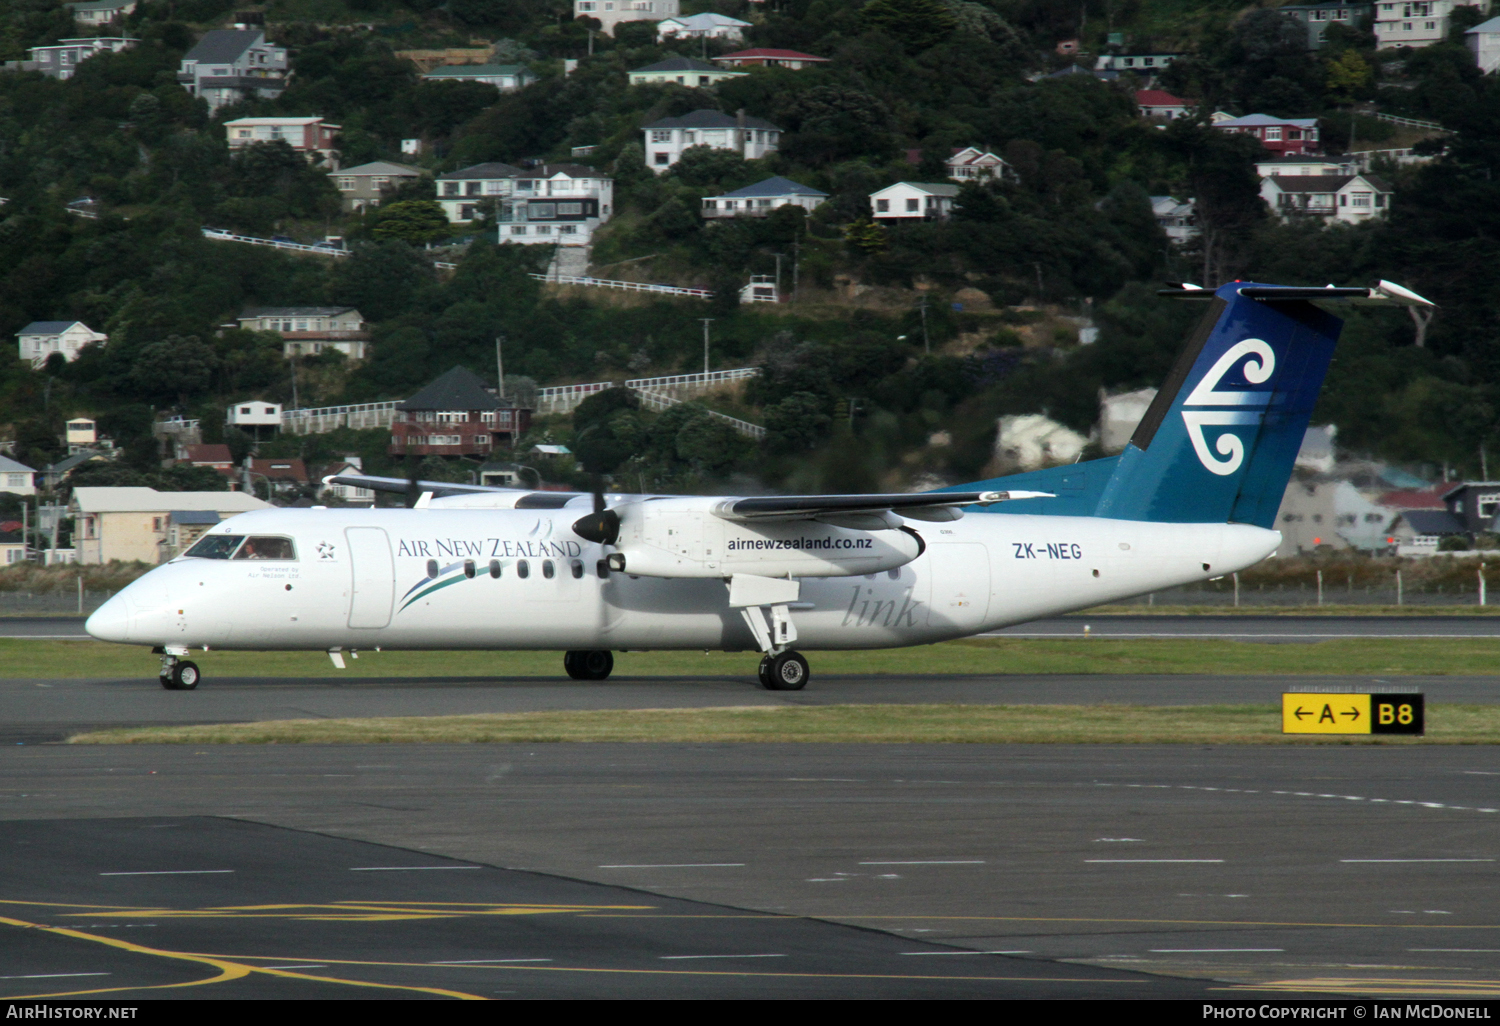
232, 536, 297, 561
183, 534, 244, 559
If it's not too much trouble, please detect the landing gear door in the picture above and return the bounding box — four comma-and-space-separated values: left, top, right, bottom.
346, 526, 394, 629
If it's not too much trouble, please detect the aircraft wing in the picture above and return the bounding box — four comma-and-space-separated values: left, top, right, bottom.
712, 490, 1053, 524
324, 473, 585, 507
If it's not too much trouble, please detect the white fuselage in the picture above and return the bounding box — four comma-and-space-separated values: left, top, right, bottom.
85, 504, 1279, 653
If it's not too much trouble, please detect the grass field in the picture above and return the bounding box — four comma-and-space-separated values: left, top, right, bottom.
10, 635, 1500, 681
66, 703, 1500, 746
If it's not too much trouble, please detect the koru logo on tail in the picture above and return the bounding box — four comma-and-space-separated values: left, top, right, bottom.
1181, 339, 1276, 476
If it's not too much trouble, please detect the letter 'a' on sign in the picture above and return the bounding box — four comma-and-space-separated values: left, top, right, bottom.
1281, 693, 1424, 736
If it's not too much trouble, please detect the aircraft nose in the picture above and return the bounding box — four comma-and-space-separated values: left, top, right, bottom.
85, 593, 132, 644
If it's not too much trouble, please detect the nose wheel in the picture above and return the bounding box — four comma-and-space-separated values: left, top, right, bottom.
564, 650, 614, 681
759, 651, 809, 691
160, 660, 200, 691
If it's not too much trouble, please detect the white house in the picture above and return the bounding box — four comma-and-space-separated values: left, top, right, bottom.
641, 110, 780, 172
1098, 387, 1157, 452
656, 12, 750, 41
223, 117, 340, 167
869, 182, 960, 221
1260, 173, 1393, 224
437, 163, 614, 245
573, 0, 679, 36
226, 401, 283, 427
420, 63, 536, 90
0, 455, 36, 497
1468, 15, 1500, 71
1094, 51, 1181, 73
319, 457, 373, 505
1136, 89, 1191, 119
1150, 196, 1199, 245
237, 307, 368, 360
1375, 0, 1489, 49
1254, 154, 1357, 177
628, 56, 746, 87
177, 30, 287, 113
26, 37, 135, 80
702, 176, 827, 218
66, 0, 136, 25
16, 321, 107, 369
945, 147, 1015, 183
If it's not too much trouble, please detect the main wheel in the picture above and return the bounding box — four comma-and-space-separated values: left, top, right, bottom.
763, 651, 809, 691
163, 661, 200, 691
564, 650, 614, 681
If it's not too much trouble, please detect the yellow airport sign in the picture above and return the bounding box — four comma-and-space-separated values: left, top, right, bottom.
1281, 693, 1424, 735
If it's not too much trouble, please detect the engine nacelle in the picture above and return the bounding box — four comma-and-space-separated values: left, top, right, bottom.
606, 497, 923, 579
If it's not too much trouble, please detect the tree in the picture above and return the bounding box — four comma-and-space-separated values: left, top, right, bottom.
862, 0, 957, 51
368, 200, 451, 244
1326, 50, 1373, 105
765, 392, 831, 452
130, 335, 218, 407
571, 388, 643, 475
844, 217, 888, 254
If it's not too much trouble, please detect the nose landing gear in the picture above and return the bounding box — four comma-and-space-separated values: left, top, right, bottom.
158, 651, 200, 691
564, 650, 614, 680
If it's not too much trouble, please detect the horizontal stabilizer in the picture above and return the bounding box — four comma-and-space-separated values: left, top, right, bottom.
1159, 280, 1436, 308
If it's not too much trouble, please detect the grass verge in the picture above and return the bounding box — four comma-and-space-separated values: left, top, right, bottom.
14, 635, 1500, 680
66, 703, 1500, 746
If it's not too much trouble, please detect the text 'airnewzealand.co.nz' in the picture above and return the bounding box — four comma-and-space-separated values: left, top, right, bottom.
727, 537, 875, 551
1013, 542, 1084, 559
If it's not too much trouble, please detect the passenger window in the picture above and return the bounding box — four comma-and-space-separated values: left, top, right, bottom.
184, 534, 243, 559
426, 558, 439, 578
489, 559, 502, 578
463, 559, 475, 579
517, 559, 530, 579
542, 560, 555, 579
571, 559, 584, 579
596, 559, 610, 579
232, 536, 296, 560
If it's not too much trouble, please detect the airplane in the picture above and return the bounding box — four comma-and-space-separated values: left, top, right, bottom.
85, 279, 1434, 691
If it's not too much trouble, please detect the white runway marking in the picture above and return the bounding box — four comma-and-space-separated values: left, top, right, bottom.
599, 863, 745, 868
899, 950, 1031, 956
660, 954, 786, 960
1100, 782, 1500, 815
1409, 949, 1500, 953
1341, 859, 1493, 863
348, 865, 481, 871
858, 860, 985, 865
262, 965, 327, 970
99, 869, 232, 876
1086, 859, 1225, 863
429, 959, 552, 964
1149, 948, 1283, 953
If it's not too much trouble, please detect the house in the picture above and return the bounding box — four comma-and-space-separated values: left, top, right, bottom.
26, 37, 136, 80
318, 457, 374, 505
1278, 1, 1374, 48
869, 182, 960, 221
332, 161, 426, 212
0, 531, 23, 565
1260, 173, 1392, 224
0, 455, 36, 497
995, 414, 1088, 471
39, 450, 112, 490
1274, 475, 1398, 556
247, 458, 309, 497
573, 0, 680, 36
1383, 480, 1500, 554
180, 443, 234, 474
1151, 196, 1199, 244
237, 307, 369, 360
945, 148, 1015, 183
437, 163, 614, 245
65, 419, 97, 448
1214, 113, 1321, 156
1375, 0, 1487, 49
1136, 89, 1191, 119
642, 110, 781, 171
419, 64, 536, 90
1098, 387, 1157, 452
68, 487, 270, 565
712, 48, 828, 69
1254, 154, 1357, 178
656, 12, 750, 41
1468, 15, 1500, 72
1094, 52, 1182, 74
223, 117, 340, 168
701, 176, 827, 218
628, 56, 746, 87
16, 321, 107, 369
389, 366, 532, 457
177, 30, 287, 113
65, 0, 136, 25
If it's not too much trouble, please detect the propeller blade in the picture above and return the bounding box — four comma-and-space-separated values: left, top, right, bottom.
592, 473, 605, 516
405, 454, 420, 509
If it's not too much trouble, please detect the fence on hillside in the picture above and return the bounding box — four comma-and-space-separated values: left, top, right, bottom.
1370, 112, 1445, 132
528, 272, 712, 299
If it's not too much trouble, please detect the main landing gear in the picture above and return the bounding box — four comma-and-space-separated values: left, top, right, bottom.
564, 650, 614, 681
759, 650, 809, 691
158, 650, 200, 691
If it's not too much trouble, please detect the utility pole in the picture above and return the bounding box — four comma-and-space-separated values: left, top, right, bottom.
918, 296, 930, 355
792, 235, 800, 301
699, 318, 713, 377
773, 252, 783, 296
495, 334, 506, 401
289, 354, 299, 410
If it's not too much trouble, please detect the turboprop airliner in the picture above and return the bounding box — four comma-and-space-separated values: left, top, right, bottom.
86, 280, 1433, 691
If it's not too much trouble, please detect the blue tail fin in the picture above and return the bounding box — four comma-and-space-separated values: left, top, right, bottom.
946, 281, 1344, 528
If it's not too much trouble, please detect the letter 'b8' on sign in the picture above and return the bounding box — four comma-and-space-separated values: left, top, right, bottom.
1281, 693, 1424, 736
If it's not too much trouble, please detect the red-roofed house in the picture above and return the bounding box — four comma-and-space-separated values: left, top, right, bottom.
945, 147, 1016, 183
181, 444, 233, 470
1137, 90, 1191, 120
712, 48, 827, 69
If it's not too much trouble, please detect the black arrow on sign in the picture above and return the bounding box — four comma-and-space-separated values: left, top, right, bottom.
1294, 707, 1310, 720
1342, 707, 1360, 720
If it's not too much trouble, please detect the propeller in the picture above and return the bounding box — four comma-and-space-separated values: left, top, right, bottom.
571, 473, 620, 545
404, 453, 420, 509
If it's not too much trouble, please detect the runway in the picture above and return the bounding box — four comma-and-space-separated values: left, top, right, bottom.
9, 613, 1500, 642
4, 744, 1499, 997
5, 672, 1500, 745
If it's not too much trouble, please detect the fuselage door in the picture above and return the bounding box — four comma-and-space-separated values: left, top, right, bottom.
346, 526, 395, 629
925, 542, 991, 630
